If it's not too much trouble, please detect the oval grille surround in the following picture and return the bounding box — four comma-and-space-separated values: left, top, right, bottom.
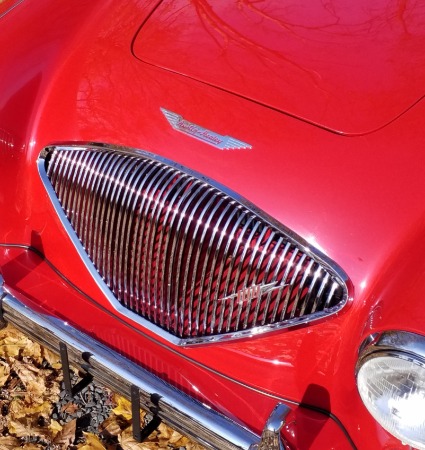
39, 145, 349, 344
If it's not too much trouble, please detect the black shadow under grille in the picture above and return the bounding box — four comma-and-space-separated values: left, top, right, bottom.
40, 145, 349, 344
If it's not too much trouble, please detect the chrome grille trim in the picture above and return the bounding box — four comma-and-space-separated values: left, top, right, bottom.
38, 144, 351, 345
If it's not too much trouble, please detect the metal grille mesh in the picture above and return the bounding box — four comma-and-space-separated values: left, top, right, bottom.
43, 146, 347, 341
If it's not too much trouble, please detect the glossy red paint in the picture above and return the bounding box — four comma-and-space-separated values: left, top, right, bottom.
1, 0, 425, 448
134, 0, 425, 135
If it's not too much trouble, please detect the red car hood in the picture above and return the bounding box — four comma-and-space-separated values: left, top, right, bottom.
134, 0, 425, 135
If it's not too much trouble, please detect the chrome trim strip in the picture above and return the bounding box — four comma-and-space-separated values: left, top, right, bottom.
0, 285, 261, 450
356, 330, 425, 372
38, 144, 352, 346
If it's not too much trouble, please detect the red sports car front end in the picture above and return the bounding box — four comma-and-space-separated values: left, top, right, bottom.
1, 1, 425, 448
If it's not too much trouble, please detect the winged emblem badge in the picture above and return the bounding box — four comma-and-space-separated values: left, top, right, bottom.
161, 108, 252, 150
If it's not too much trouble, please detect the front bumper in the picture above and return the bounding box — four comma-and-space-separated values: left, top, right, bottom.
0, 278, 290, 450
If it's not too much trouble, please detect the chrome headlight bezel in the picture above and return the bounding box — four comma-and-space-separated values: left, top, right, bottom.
356, 330, 425, 449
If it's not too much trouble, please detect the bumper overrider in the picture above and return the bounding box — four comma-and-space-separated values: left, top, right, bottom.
0, 276, 290, 450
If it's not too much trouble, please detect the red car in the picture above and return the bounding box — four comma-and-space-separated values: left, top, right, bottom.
1, 0, 425, 448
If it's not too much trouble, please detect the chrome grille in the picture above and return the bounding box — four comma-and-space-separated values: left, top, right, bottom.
40, 145, 349, 344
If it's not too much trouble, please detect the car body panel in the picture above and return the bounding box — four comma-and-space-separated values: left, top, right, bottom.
134, 0, 425, 135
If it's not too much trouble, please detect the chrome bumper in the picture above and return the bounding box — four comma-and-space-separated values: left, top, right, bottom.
0, 282, 290, 450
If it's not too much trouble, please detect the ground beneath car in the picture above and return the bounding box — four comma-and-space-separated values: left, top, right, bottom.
0, 324, 205, 450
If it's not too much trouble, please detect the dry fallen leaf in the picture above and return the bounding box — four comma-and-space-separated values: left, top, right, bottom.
119, 427, 157, 450
61, 401, 79, 415
11, 360, 46, 403
0, 361, 10, 387
49, 419, 63, 438
162, 429, 189, 448
8, 398, 52, 421
0, 326, 42, 362
7, 419, 47, 439
19, 444, 45, 450
111, 394, 134, 421
78, 432, 107, 450
99, 415, 126, 437
0, 416, 7, 435
0, 436, 20, 449
53, 418, 76, 447
41, 347, 62, 369
185, 443, 206, 450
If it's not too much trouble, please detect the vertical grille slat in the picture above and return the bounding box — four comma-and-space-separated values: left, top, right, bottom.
105, 156, 136, 294
241, 226, 269, 330
172, 182, 205, 335
289, 258, 315, 320
232, 218, 261, 332
60, 151, 87, 222
41, 146, 349, 344
311, 273, 330, 313
119, 161, 150, 309
182, 190, 216, 335
175, 185, 210, 336
86, 153, 116, 261
92, 156, 121, 272
153, 171, 187, 326
55, 150, 77, 206
112, 158, 141, 306
100, 156, 128, 284
160, 176, 192, 328
79, 151, 105, 247
299, 265, 322, 316
259, 238, 286, 327
74, 151, 101, 239
191, 198, 228, 336
211, 211, 254, 334
46, 148, 62, 187
164, 177, 198, 331
219, 211, 251, 332
133, 163, 164, 315
286, 253, 308, 320
146, 169, 182, 322
126, 161, 157, 312
202, 207, 244, 335
270, 246, 298, 323
250, 230, 277, 328
50, 150, 66, 201
141, 168, 176, 319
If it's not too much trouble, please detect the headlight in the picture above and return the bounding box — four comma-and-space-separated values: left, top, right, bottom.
356, 331, 425, 449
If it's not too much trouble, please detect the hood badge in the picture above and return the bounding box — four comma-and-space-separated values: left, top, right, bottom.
161, 108, 252, 150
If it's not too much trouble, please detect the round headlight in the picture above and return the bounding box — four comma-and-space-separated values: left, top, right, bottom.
357, 351, 425, 448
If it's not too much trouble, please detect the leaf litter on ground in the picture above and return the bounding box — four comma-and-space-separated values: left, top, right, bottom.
0, 325, 205, 450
